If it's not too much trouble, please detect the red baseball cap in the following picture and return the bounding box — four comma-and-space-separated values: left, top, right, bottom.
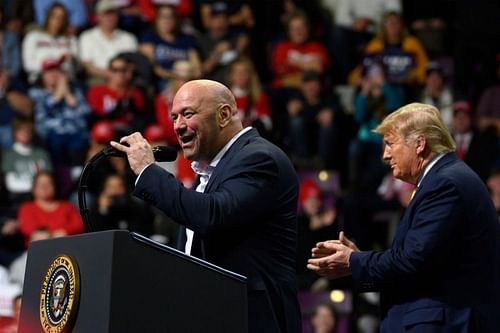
144, 124, 167, 142
41, 57, 64, 72
299, 178, 321, 206
452, 100, 472, 114
91, 120, 115, 143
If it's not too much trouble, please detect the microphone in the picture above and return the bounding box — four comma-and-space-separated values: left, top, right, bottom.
78, 145, 178, 232
103, 145, 178, 162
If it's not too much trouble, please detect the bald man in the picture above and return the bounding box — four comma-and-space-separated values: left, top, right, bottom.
111, 80, 302, 332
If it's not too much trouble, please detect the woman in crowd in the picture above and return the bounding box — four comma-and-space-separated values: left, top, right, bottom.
226, 57, 272, 137
348, 11, 428, 88
18, 172, 83, 245
271, 11, 330, 89
139, 4, 201, 91
22, 3, 78, 83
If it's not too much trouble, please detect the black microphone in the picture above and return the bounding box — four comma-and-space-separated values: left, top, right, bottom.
103, 145, 178, 162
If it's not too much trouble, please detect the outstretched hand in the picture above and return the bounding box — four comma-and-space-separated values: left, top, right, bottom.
110, 132, 155, 175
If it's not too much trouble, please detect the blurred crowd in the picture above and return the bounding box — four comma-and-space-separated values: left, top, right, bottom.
1, 0, 500, 332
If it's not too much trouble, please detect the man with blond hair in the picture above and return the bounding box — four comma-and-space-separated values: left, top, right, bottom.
308, 103, 500, 332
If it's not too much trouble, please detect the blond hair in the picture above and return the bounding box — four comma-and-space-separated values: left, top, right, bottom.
228, 57, 263, 105
374, 103, 455, 154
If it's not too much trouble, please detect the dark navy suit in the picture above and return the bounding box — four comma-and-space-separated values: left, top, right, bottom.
350, 153, 500, 332
134, 129, 302, 333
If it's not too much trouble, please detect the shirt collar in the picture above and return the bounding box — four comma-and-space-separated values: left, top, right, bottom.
191, 127, 252, 176
417, 153, 445, 188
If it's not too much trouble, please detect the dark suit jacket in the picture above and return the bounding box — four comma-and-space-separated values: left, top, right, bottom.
134, 129, 302, 333
350, 153, 500, 333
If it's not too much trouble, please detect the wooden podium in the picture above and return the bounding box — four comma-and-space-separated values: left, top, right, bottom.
18, 230, 248, 332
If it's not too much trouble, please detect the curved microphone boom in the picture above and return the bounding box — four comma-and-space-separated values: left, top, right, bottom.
78, 145, 177, 232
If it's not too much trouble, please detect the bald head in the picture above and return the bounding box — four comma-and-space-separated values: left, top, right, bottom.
178, 80, 237, 114
171, 79, 243, 164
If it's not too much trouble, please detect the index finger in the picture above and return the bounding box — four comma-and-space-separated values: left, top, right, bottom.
110, 132, 144, 152
110, 140, 130, 153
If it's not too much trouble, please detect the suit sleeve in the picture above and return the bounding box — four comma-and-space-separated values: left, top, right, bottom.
133, 150, 279, 236
350, 179, 462, 291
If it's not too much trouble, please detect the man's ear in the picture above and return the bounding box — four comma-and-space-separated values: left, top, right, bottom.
416, 135, 427, 155
217, 104, 232, 128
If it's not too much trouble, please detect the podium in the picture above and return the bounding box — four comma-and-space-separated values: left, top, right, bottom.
18, 230, 248, 332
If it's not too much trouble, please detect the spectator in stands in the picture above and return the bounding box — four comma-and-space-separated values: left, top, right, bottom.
451, 100, 500, 182
419, 62, 453, 129
199, 0, 255, 30
296, 178, 338, 290
29, 57, 90, 168
197, 1, 249, 83
350, 62, 404, 192
271, 11, 329, 89
310, 302, 338, 333
332, 0, 401, 82
0, 293, 22, 333
18, 172, 84, 245
348, 11, 428, 89
227, 57, 272, 137
123, 0, 193, 27
1, 118, 52, 205
284, 70, 348, 170
0, 8, 21, 79
33, 0, 88, 34
139, 4, 201, 91
79, 0, 137, 85
486, 169, 500, 221
0, 211, 24, 268
89, 173, 155, 235
113, 0, 148, 35
3, 0, 34, 36
87, 54, 147, 138
22, 3, 79, 83
475, 55, 500, 134
0, 69, 32, 149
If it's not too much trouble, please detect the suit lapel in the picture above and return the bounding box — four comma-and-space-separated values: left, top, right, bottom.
204, 128, 259, 193
392, 153, 457, 247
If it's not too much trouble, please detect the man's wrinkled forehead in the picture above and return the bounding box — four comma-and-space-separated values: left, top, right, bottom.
172, 86, 206, 114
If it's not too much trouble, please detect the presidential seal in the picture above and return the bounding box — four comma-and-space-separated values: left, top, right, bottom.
40, 254, 80, 333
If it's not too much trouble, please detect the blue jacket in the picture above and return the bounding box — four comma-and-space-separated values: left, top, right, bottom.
350, 153, 500, 332
134, 129, 302, 333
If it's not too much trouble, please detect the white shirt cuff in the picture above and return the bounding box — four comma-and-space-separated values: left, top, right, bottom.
135, 163, 155, 186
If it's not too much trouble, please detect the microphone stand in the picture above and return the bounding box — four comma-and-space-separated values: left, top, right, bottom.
78, 147, 118, 232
